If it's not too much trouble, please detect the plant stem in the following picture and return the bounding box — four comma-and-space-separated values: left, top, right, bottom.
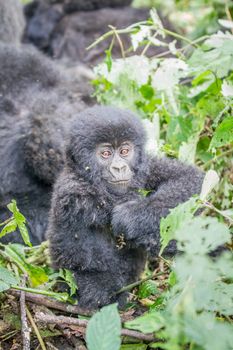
202, 149, 233, 169
26, 307, 47, 350
116, 271, 165, 294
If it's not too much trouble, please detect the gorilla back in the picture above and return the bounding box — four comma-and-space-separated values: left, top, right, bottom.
48, 106, 204, 309
0, 43, 85, 244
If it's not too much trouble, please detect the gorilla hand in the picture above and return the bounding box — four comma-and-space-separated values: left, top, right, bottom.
111, 199, 161, 255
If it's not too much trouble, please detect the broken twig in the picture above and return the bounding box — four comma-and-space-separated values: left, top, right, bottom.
35, 312, 155, 342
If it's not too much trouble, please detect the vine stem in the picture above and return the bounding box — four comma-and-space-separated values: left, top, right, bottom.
115, 271, 165, 295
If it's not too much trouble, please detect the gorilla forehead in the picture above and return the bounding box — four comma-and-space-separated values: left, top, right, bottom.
69, 106, 146, 150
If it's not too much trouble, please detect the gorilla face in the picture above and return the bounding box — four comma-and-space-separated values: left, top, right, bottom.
96, 141, 134, 193
66, 106, 146, 194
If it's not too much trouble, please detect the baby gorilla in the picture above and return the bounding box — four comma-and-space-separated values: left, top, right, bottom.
48, 106, 204, 309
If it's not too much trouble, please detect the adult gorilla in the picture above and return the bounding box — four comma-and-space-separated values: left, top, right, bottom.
48, 106, 204, 309
0, 43, 86, 244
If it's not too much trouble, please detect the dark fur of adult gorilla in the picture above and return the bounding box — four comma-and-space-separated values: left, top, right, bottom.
0, 43, 86, 244
48, 106, 204, 309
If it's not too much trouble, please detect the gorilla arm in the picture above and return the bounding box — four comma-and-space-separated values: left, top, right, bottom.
112, 157, 204, 256
47, 170, 111, 271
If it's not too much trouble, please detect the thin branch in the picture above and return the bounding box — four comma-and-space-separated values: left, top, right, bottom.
202, 149, 233, 170
20, 275, 31, 350
35, 312, 156, 342
203, 201, 233, 225
109, 25, 125, 58
9, 289, 94, 316
26, 307, 47, 350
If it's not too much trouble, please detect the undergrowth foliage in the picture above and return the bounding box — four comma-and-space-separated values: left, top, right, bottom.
0, 5, 233, 350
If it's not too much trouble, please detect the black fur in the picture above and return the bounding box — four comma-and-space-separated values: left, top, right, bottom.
24, 2, 174, 65
0, 43, 86, 244
47, 106, 204, 309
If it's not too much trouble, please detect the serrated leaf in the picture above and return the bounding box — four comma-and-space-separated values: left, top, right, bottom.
175, 217, 231, 255
86, 304, 121, 350
210, 116, 233, 148
188, 32, 233, 79
160, 197, 199, 255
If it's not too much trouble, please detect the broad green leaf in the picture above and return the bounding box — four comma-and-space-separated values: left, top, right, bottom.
175, 217, 230, 255
0, 267, 19, 285
210, 116, 233, 148
4, 244, 48, 287
188, 32, 233, 79
160, 197, 199, 255
0, 280, 10, 292
86, 304, 121, 350
125, 311, 164, 334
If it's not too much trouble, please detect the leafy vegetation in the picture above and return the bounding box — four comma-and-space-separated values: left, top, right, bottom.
1, 1, 233, 349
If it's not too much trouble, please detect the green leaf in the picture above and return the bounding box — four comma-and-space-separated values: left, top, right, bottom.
104, 49, 112, 73
0, 280, 10, 292
188, 33, 233, 79
138, 280, 158, 299
0, 219, 17, 238
125, 311, 164, 334
4, 244, 48, 287
0, 266, 19, 292
0, 266, 19, 285
210, 116, 233, 148
175, 217, 230, 255
140, 84, 154, 100
160, 197, 199, 255
58, 269, 77, 296
7, 200, 32, 247
86, 304, 121, 350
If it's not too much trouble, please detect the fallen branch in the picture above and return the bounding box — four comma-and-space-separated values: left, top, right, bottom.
20, 276, 31, 350
9, 289, 94, 316
35, 312, 155, 342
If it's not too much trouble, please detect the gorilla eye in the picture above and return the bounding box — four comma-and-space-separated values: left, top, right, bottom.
120, 148, 129, 157
101, 150, 112, 159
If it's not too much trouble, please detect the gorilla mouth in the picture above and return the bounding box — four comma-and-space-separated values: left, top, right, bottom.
108, 180, 130, 186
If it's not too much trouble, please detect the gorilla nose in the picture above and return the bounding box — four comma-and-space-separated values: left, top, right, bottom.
111, 164, 127, 174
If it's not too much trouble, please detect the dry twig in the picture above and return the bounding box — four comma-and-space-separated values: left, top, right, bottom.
35, 312, 156, 342
9, 289, 94, 316
20, 275, 31, 350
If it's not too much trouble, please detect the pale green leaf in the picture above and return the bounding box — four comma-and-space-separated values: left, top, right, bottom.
86, 304, 121, 350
